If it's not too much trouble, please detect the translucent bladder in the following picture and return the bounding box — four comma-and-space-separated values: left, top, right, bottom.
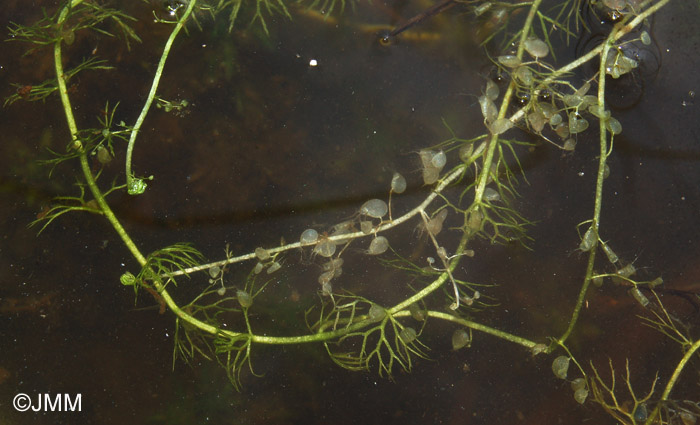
300, 228, 319, 245
552, 356, 570, 379
451, 329, 471, 350
360, 199, 388, 219
367, 236, 389, 255
419, 150, 447, 185
237, 290, 253, 308
391, 172, 407, 194
524, 37, 549, 58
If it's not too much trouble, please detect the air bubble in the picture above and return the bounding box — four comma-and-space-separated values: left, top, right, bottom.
360, 199, 388, 219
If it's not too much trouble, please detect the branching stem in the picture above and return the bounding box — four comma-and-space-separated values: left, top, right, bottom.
124, 0, 198, 191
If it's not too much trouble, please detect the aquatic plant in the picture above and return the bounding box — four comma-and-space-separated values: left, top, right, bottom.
6, 0, 698, 422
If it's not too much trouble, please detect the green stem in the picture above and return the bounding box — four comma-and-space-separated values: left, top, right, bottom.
230, 231, 530, 348
54, 0, 145, 265
426, 311, 536, 349
389, 231, 468, 314
53, 0, 220, 336
661, 338, 700, 400
247, 308, 535, 348
509, 0, 672, 125
557, 29, 615, 345
475, 0, 542, 202
645, 338, 700, 425
125, 0, 198, 191
54, 0, 85, 147
555, 0, 671, 341
554, 0, 672, 348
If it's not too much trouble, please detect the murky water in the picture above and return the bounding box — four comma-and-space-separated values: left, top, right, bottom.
1, 1, 699, 424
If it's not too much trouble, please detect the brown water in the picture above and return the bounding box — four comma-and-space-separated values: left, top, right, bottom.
1, 1, 699, 424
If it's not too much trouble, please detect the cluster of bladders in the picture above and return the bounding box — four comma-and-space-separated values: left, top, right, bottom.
579, 226, 663, 308
550, 355, 590, 405
279, 149, 453, 296
298, 194, 398, 295
479, 30, 649, 151
231, 141, 497, 301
